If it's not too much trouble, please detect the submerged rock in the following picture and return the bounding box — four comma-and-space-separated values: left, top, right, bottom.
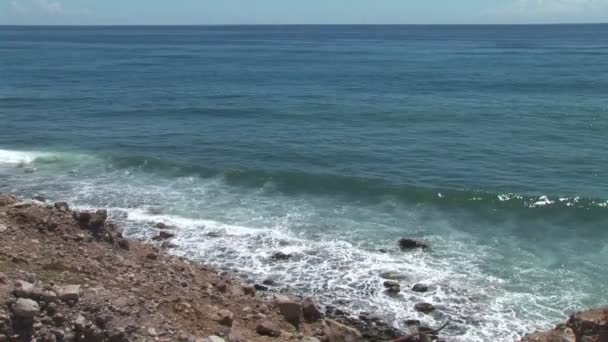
414, 302, 435, 314
412, 283, 428, 293
271, 251, 291, 261
398, 238, 429, 250
152, 231, 175, 240
383, 280, 401, 294
379, 271, 409, 281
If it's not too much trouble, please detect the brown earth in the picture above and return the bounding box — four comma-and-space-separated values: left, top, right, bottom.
0, 194, 369, 342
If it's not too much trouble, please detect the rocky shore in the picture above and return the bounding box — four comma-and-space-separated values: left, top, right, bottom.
0, 193, 605, 342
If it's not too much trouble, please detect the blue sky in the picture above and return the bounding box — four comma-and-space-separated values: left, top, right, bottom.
1, 0, 607, 25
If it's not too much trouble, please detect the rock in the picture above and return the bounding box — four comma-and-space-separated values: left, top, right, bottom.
414, 302, 435, 314
152, 231, 175, 240
55, 284, 80, 302
262, 279, 278, 286
271, 251, 291, 261
256, 320, 281, 337
72, 314, 87, 331
412, 283, 428, 293
0, 224, 6, 233
13, 280, 35, 298
215, 281, 228, 292
254, 284, 268, 291
302, 338, 321, 342
89, 209, 108, 229
161, 241, 178, 249
146, 252, 158, 260
404, 319, 421, 326
155, 222, 170, 229
0, 194, 17, 206
242, 285, 256, 296
302, 298, 323, 322
211, 309, 234, 327
74, 211, 92, 224
117, 238, 130, 250
567, 307, 608, 341
322, 319, 363, 342
205, 336, 226, 342
398, 238, 429, 250
12, 298, 40, 318
0, 272, 7, 284
383, 280, 401, 294
275, 295, 301, 326
521, 327, 575, 342
379, 271, 409, 280
32, 194, 46, 202
54, 202, 70, 212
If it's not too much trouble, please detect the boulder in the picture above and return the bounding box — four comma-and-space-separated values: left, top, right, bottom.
256, 320, 281, 337
242, 285, 256, 296
254, 284, 268, 291
89, 209, 108, 230
414, 302, 435, 314
152, 231, 175, 241
412, 283, 428, 293
383, 280, 401, 294
0, 194, 17, 206
275, 295, 301, 326
271, 251, 291, 261
205, 336, 226, 342
322, 319, 363, 342
54, 202, 70, 212
12, 298, 40, 318
13, 280, 35, 298
520, 307, 608, 342
32, 194, 46, 202
302, 298, 323, 322
55, 285, 80, 302
398, 238, 429, 250
0, 272, 7, 284
262, 279, 278, 286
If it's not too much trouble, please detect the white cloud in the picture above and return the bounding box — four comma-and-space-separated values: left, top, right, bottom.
487, 0, 608, 21
8, 0, 90, 16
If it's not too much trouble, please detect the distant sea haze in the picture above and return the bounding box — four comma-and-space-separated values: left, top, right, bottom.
1, 25, 607, 341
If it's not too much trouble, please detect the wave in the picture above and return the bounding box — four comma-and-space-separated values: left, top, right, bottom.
2, 148, 607, 215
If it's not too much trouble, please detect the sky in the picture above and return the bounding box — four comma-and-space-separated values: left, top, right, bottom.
0, 0, 607, 25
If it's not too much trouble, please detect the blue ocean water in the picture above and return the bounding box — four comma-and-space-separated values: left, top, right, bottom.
1, 25, 607, 341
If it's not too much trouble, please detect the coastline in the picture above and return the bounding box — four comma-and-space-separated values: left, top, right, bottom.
1, 193, 606, 342
0, 194, 408, 341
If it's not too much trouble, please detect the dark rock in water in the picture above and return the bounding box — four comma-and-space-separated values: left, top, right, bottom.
32, 194, 46, 202
155, 222, 170, 229
271, 251, 291, 261
160, 241, 177, 249
378, 248, 389, 253
398, 238, 429, 250
383, 280, 401, 294
253, 284, 268, 291
206, 231, 222, 238
404, 319, 421, 326
152, 231, 175, 241
302, 298, 323, 322
54, 202, 70, 212
414, 302, 436, 314
89, 209, 108, 229
412, 283, 428, 293
379, 271, 409, 280
262, 279, 278, 286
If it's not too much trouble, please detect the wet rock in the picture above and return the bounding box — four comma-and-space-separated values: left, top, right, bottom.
302, 298, 323, 322
256, 320, 281, 337
414, 302, 435, 314
54, 284, 80, 302
275, 295, 301, 326
404, 319, 421, 326
412, 283, 428, 293
383, 280, 401, 294
152, 231, 175, 240
379, 271, 409, 280
89, 209, 108, 230
32, 194, 46, 202
155, 222, 170, 229
262, 279, 278, 286
521, 326, 575, 342
54, 202, 70, 212
323, 319, 363, 342
271, 251, 291, 261
567, 307, 608, 341
254, 284, 268, 291
398, 238, 429, 250
161, 241, 178, 249
12, 298, 40, 318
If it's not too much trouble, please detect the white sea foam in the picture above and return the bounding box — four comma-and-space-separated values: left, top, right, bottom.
0, 149, 50, 165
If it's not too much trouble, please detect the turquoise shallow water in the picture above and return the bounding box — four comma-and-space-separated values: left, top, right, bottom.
1, 25, 607, 341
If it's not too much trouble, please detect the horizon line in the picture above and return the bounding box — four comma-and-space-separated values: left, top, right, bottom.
1, 22, 607, 27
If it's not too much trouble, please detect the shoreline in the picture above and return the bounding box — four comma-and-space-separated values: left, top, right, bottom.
0, 193, 606, 342
0, 193, 412, 341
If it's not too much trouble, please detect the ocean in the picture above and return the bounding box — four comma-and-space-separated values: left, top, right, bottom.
1, 25, 607, 341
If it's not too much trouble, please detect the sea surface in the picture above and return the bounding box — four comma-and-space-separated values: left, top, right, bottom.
1, 25, 607, 341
